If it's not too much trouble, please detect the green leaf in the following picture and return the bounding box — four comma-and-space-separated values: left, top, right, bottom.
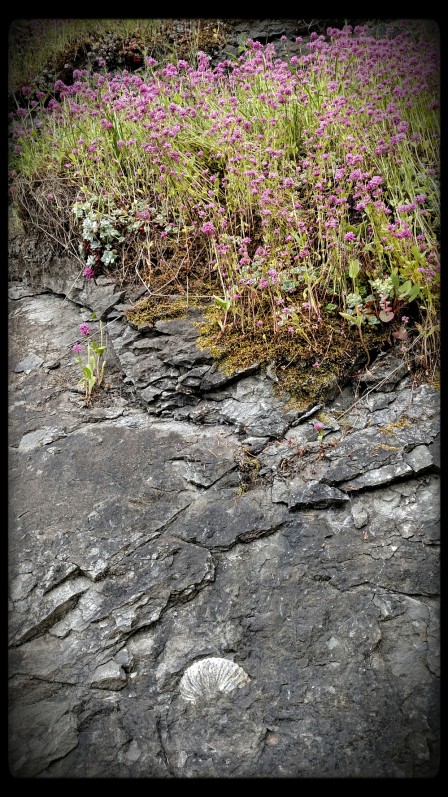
348, 259, 360, 280
390, 271, 400, 288
339, 311, 359, 326
213, 296, 231, 311
83, 366, 92, 379
398, 280, 412, 295
411, 245, 425, 263
408, 285, 421, 301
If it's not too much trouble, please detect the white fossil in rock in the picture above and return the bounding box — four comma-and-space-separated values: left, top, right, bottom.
179, 657, 250, 703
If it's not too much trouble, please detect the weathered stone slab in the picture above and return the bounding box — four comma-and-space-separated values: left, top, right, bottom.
8, 244, 440, 779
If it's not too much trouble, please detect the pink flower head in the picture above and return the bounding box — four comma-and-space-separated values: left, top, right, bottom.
72, 343, 83, 353
344, 232, 356, 242
83, 266, 95, 280
397, 202, 416, 214
367, 175, 383, 190
201, 221, 216, 236
79, 323, 91, 336
313, 421, 324, 431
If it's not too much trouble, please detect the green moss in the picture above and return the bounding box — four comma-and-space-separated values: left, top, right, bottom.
196, 304, 391, 408
380, 416, 411, 435
125, 296, 192, 329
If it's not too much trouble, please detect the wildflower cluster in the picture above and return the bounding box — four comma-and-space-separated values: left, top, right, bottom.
9, 19, 440, 377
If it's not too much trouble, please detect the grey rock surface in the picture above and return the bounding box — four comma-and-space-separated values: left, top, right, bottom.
8, 266, 440, 778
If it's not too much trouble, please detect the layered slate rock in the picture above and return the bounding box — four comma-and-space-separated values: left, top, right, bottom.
8, 276, 440, 778
105, 310, 304, 436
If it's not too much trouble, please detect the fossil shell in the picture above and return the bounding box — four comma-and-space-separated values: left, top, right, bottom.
179, 657, 250, 703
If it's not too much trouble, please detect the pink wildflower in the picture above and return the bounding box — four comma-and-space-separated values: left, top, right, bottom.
367, 176, 383, 190
201, 221, 216, 236
397, 202, 417, 213
79, 323, 91, 336
313, 421, 325, 441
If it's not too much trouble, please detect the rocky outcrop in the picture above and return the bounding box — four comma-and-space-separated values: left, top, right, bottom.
8, 251, 440, 777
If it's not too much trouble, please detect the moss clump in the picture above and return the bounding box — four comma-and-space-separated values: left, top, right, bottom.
197, 304, 391, 408
235, 448, 262, 494
380, 416, 411, 435
125, 296, 193, 329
